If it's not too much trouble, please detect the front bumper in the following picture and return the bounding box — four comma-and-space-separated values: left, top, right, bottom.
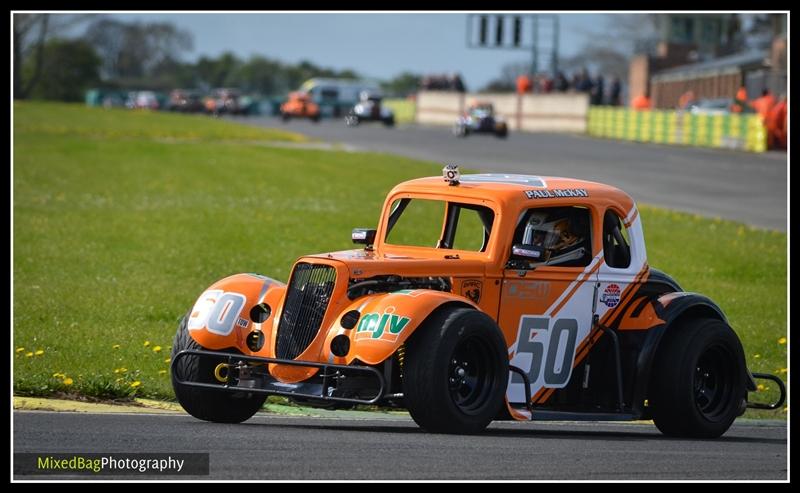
171, 349, 386, 405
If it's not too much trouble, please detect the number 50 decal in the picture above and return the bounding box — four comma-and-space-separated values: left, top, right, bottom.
510, 316, 579, 389
188, 289, 247, 336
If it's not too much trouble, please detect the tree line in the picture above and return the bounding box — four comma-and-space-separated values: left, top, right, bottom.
14, 14, 422, 102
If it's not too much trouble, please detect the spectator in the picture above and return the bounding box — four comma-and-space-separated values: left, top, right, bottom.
541, 75, 554, 93
751, 88, 775, 121
516, 74, 532, 94
731, 86, 748, 113
631, 90, 652, 111
678, 90, 695, 110
555, 71, 569, 92
609, 77, 622, 106
766, 94, 787, 150
591, 75, 605, 105
577, 68, 593, 93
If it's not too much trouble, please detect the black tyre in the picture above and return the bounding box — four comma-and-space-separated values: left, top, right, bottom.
404, 307, 508, 434
495, 127, 508, 138
171, 313, 266, 423
311, 114, 321, 123
650, 317, 747, 438
281, 112, 290, 122
383, 115, 395, 127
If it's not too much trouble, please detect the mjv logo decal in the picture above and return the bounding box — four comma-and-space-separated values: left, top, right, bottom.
355, 310, 411, 341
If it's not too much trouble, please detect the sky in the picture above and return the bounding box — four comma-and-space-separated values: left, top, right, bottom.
97, 12, 610, 90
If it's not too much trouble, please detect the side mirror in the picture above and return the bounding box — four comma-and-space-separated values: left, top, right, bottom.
352, 228, 377, 246
511, 243, 546, 260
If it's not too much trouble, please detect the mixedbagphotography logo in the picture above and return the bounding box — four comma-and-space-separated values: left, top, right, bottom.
14, 453, 209, 476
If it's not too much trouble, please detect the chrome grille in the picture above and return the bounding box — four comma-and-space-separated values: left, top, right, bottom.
275, 263, 336, 359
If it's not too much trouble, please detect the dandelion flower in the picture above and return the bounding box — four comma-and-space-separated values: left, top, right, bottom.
63, 378, 73, 386
143, 341, 150, 347
757, 384, 765, 391
158, 370, 167, 376
778, 368, 787, 374
130, 381, 141, 388
25, 352, 33, 357
15, 347, 25, 353
778, 337, 787, 345
164, 358, 171, 364
112, 344, 120, 350
152, 346, 162, 353
120, 368, 128, 373
52, 372, 64, 378
754, 354, 761, 359
34, 350, 44, 356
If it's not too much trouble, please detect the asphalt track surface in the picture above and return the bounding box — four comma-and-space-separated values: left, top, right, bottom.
14, 411, 787, 480
240, 116, 787, 231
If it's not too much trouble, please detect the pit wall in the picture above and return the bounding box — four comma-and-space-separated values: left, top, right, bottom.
587, 107, 767, 153
415, 91, 589, 133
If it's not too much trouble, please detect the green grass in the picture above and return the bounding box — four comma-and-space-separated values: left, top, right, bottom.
14, 100, 307, 143
383, 98, 416, 124
13, 102, 786, 418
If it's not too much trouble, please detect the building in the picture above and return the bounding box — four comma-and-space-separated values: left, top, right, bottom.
628, 13, 787, 108
650, 50, 769, 108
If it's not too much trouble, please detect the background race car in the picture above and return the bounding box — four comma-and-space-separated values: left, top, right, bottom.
280, 91, 321, 123
453, 101, 508, 138
344, 91, 395, 127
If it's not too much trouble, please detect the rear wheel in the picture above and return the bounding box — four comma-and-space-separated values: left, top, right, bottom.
650, 317, 746, 438
171, 313, 266, 423
404, 308, 508, 434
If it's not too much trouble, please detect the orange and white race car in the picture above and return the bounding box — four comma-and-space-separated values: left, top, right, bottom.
171, 166, 784, 435
280, 91, 321, 123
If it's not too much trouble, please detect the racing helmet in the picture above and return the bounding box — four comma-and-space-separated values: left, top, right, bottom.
522, 212, 586, 264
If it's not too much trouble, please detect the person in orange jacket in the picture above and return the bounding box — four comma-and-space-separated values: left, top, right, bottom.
731, 86, 748, 113
678, 90, 695, 110
516, 74, 532, 94
751, 89, 776, 121
631, 91, 652, 111
766, 94, 787, 150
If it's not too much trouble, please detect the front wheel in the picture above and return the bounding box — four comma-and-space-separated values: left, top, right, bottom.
403, 308, 508, 434
171, 313, 267, 423
649, 317, 747, 438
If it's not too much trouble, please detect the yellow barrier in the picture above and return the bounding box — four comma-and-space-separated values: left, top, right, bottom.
587, 107, 767, 153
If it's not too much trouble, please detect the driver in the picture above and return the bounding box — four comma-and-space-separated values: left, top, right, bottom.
523, 211, 587, 265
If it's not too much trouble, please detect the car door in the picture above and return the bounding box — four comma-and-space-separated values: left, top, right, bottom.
500, 205, 601, 410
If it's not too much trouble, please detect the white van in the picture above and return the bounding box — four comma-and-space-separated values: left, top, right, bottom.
299, 78, 382, 117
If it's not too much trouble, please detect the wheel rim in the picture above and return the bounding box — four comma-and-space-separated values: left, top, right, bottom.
447, 335, 495, 415
693, 343, 735, 421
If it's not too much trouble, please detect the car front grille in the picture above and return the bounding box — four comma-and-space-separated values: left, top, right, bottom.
275, 262, 337, 359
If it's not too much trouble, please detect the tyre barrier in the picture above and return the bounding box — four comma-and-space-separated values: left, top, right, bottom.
587, 106, 767, 153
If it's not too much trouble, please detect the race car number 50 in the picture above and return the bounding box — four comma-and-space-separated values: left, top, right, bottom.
511, 316, 579, 388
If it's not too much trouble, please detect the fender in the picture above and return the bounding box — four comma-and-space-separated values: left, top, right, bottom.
629, 291, 753, 414
319, 289, 478, 366
186, 273, 286, 354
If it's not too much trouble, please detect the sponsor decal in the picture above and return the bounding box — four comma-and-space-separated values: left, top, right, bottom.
524, 188, 589, 199
505, 281, 551, 299
355, 308, 411, 341
236, 317, 249, 328
600, 283, 621, 308
461, 279, 482, 304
